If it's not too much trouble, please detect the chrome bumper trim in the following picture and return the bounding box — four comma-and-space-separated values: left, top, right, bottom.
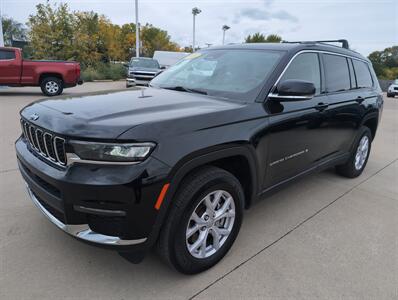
26, 186, 147, 246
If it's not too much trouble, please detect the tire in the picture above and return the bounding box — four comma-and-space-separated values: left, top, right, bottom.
335, 127, 372, 178
157, 166, 244, 274
387, 93, 394, 98
40, 77, 64, 96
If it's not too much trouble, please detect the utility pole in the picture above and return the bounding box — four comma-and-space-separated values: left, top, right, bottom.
222, 25, 230, 45
135, 0, 140, 57
0, 4, 4, 47
192, 7, 201, 52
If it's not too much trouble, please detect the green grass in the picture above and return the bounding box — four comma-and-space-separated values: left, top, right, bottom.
81, 63, 126, 82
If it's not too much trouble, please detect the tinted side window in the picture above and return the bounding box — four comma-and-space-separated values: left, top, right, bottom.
324, 54, 350, 93
0, 50, 16, 60
280, 53, 321, 94
353, 60, 373, 88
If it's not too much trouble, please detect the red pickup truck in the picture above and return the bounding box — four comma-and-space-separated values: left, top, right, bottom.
0, 47, 83, 96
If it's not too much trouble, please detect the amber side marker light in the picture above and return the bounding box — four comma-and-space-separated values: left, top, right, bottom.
155, 183, 170, 210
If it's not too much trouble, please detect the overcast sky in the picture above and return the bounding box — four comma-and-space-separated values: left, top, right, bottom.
1, 0, 397, 56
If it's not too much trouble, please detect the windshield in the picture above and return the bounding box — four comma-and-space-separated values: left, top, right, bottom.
150, 49, 283, 102
130, 58, 160, 69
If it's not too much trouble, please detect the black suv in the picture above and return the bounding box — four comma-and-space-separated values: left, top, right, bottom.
16, 40, 383, 274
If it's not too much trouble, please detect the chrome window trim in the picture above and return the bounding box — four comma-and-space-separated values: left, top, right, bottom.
268, 93, 313, 100
271, 50, 370, 92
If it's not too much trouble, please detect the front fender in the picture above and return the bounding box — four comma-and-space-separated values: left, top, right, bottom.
146, 144, 259, 247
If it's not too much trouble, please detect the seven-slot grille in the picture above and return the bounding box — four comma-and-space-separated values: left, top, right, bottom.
20, 119, 67, 166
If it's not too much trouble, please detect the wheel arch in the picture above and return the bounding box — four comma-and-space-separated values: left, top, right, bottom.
361, 111, 379, 140
39, 73, 64, 85
147, 145, 259, 246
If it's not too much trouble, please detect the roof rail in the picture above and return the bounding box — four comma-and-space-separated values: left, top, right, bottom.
282, 39, 350, 49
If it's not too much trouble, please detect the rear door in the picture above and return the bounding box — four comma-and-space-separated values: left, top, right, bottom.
263, 52, 329, 188
322, 53, 362, 155
0, 49, 20, 84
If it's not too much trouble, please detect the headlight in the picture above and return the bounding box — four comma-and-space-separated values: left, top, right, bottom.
69, 141, 155, 162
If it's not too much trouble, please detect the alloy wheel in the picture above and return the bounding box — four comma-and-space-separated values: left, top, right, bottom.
186, 190, 236, 259
354, 135, 369, 170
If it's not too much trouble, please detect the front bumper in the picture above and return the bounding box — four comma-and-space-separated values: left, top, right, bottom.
16, 137, 170, 250
26, 186, 147, 246
126, 78, 151, 86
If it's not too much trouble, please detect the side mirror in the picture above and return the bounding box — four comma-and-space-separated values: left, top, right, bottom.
160, 66, 166, 70
123, 63, 130, 68
270, 79, 316, 101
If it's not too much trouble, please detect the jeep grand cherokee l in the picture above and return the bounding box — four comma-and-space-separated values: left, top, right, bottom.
16, 40, 383, 274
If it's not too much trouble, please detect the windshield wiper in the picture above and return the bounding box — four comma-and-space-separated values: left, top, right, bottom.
162, 86, 208, 95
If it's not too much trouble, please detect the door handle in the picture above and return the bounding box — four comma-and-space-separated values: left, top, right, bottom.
315, 102, 329, 111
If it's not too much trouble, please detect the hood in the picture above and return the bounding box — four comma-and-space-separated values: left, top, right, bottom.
20, 88, 244, 140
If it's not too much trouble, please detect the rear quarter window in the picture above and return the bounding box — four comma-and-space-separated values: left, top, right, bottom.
353, 60, 373, 88
0, 50, 16, 60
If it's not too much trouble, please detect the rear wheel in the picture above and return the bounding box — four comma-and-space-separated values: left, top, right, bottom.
157, 166, 244, 274
336, 127, 372, 178
40, 77, 64, 96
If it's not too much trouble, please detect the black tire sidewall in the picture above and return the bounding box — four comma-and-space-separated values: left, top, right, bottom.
342, 127, 372, 177
170, 173, 244, 274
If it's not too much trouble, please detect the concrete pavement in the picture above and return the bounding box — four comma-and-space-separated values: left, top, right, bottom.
0, 84, 397, 299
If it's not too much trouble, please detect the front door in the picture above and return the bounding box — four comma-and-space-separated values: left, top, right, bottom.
263, 52, 328, 189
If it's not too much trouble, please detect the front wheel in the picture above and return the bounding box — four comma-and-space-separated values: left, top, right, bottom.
157, 166, 244, 274
40, 77, 64, 96
336, 127, 372, 178
387, 93, 394, 98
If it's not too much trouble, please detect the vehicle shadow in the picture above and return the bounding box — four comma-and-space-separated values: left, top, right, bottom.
0, 92, 47, 97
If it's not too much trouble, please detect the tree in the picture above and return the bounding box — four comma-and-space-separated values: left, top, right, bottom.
26, 1, 182, 66
28, 1, 75, 60
140, 24, 180, 57
368, 46, 398, 79
245, 33, 266, 43
245, 33, 282, 43
1, 16, 27, 46
265, 34, 282, 43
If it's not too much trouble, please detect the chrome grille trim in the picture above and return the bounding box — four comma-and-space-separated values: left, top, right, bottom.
35, 129, 46, 156
21, 119, 67, 167
53, 137, 66, 164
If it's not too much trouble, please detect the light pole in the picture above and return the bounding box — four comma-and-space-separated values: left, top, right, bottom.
192, 7, 201, 52
222, 25, 230, 45
0, 4, 4, 47
135, 0, 140, 57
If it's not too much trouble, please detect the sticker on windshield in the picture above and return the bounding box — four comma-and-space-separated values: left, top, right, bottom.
184, 53, 202, 60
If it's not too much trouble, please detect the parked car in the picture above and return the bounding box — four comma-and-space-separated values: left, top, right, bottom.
16, 40, 383, 274
153, 50, 190, 68
125, 57, 162, 87
387, 79, 398, 97
0, 47, 83, 96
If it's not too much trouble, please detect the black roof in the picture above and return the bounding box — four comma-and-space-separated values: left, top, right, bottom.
208, 42, 367, 61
